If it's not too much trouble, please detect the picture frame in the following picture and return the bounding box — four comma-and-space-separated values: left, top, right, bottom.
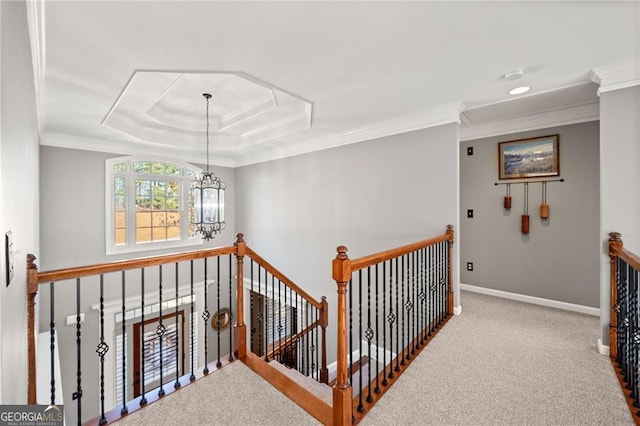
498, 134, 559, 180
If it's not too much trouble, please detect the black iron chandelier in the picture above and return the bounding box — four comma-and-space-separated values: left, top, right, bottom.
190, 93, 226, 240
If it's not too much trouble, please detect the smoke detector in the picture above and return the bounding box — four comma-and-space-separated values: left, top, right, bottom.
504, 70, 524, 81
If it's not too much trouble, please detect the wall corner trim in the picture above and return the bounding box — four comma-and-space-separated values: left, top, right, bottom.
459, 283, 600, 316
597, 338, 610, 357
591, 59, 640, 96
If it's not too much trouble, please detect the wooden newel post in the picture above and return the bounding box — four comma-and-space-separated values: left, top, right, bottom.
446, 225, 454, 316
235, 233, 247, 360
27, 254, 39, 404
332, 246, 353, 426
320, 296, 329, 385
609, 232, 623, 360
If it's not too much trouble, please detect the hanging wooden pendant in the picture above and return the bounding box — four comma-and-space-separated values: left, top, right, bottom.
540, 204, 549, 220
521, 182, 530, 235
521, 214, 530, 235
503, 183, 512, 210
540, 181, 550, 221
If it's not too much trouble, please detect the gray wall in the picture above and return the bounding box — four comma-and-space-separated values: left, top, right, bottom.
0, 0, 40, 404
39, 146, 236, 422
235, 123, 460, 361
600, 85, 640, 344
460, 121, 600, 308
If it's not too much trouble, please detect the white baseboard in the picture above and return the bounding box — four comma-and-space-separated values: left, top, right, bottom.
460, 283, 600, 316
453, 305, 462, 316
597, 338, 610, 357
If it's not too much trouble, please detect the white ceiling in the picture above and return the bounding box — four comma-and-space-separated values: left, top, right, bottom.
31, 1, 640, 167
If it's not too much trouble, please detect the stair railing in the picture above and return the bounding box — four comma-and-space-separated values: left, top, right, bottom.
609, 231, 640, 424
26, 233, 329, 425
239, 235, 329, 384
332, 225, 455, 425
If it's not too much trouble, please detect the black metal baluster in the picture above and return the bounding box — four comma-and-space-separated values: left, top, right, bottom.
314, 307, 319, 381
174, 262, 181, 389
357, 270, 364, 413
49, 282, 55, 406
74, 278, 83, 423
228, 254, 234, 361
428, 245, 434, 336
387, 260, 395, 380
374, 264, 381, 394
418, 249, 422, 345
395, 257, 400, 372
411, 250, 420, 354
349, 276, 355, 424
157, 265, 165, 397
97, 275, 108, 425
628, 262, 637, 395
305, 300, 310, 376
216, 256, 222, 369
422, 247, 427, 341
272, 274, 276, 363
285, 285, 290, 366
189, 261, 195, 382
634, 267, 640, 409
278, 279, 282, 363
258, 264, 264, 359
121, 271, 128, 415
440, 241, 446, 324
140, 269, 147, 405
366, 267, 373, 403
401, 255, 406, 366
203, 259, 210, 375
407, 252, 412, 356
294, 288, 299, 371
382, 261, 388, 386
250, 259, 255, 355
264, 269, 270, 362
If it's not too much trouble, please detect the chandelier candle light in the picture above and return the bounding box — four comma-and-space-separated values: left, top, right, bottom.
191, 93, 226, 240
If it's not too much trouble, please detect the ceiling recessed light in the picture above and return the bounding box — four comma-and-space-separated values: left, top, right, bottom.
509, 86, 531, 95
504, 70, 524, 81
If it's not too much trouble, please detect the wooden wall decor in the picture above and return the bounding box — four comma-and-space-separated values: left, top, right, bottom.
521, 183, 530, 235
540, 181, 550, 220
503, 183, 512, 211
494, 178, 564, 236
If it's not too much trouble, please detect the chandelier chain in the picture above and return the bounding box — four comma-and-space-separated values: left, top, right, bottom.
205, 94, 210, 171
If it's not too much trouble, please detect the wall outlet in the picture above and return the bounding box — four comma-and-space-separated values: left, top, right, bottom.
467, 209, 474, 218
467, 146, 474, 156
5, 231, 14, 287
466, 262, 474, 271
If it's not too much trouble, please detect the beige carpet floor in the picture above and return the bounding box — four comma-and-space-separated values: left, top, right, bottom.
115, 291, 633, 425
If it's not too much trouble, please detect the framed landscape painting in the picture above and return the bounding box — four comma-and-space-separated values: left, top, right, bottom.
498, 135, 559, 180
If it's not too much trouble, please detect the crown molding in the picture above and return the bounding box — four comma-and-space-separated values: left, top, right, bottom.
459, 101, 599, 141
590, 58, 640, 95
26, 0, 46, 133
234, 102, 465, 167
40, 132, 236, 168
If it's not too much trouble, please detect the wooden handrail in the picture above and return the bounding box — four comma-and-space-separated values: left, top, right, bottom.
609, 236, 640, 272
332, 225, 454, 425
245, 246, 323, 310
268, 319, 321, 358
27, 232, 329, 411
37, 246, 236, 283
349, 230, 452, 272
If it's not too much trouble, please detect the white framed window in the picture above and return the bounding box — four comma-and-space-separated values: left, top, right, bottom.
106, 156, 202, 255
